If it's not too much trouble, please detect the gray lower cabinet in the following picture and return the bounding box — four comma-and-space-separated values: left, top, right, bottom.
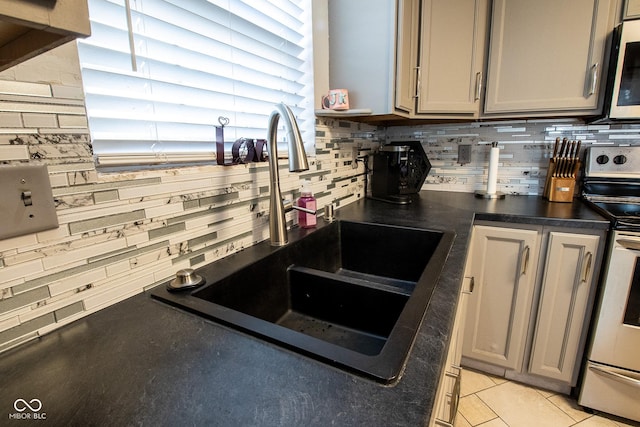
461, 223, 604, 391
462, 225, 540, 371
430, 276, 473, 426
528, 232, 600, 384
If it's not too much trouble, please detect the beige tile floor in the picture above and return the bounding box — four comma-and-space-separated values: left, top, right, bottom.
455, 368, 640, 427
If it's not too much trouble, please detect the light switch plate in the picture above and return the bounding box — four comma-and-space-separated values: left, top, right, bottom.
0, 164, 59, 240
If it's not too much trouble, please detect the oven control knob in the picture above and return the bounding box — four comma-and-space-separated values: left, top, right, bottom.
596, 154, 609, 165
613, 155, 627, 165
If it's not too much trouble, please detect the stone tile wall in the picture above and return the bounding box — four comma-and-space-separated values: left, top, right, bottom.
387, 120, 640, 195
3, 40, 640, 353
0, 43, 379, 352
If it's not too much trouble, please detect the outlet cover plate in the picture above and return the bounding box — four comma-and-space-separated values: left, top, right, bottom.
458, 145, 472, 165
0, 164, 58, 240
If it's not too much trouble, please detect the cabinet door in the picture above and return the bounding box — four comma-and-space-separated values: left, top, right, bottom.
416, 0, 488, 114
462, 225, 540, 370
529, 232, 600, 384
327, 0, 397, 114
395, 0, 420, 113
484, 0, 614, 114
0, 0, 90, 71
625, 0, 640, 19
0, 0, 90, 35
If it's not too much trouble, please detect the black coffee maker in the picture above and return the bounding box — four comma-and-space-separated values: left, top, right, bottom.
370, 141, 431, 204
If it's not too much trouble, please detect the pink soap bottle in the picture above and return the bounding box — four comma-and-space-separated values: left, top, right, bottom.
297, 180, 317, 229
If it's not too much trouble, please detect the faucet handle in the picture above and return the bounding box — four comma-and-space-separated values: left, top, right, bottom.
283, 199, 316, 214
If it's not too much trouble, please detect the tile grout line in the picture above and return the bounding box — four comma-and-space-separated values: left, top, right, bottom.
457, 368, 639, 427
544, 392, 592, 426
473, 389, 500, 426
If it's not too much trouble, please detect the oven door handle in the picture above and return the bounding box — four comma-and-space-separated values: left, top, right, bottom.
590, 363, 640, 387
617, 239, 640, 251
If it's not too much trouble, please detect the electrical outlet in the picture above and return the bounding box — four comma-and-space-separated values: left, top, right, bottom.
458, 145, 472, 165
0, 164, 58, 240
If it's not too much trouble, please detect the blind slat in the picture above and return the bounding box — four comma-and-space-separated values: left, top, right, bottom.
78, 0, 314, 165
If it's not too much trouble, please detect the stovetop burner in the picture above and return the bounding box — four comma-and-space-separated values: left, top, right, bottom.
585, 200, 640, 229
591, 201, 640, 218
582, 146, 640, 231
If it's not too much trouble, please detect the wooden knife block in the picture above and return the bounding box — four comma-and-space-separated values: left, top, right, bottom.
543, 160, 580, 203
546, 177, 576, 202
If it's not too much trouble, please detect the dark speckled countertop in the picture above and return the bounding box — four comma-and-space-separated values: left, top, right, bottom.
0, 192, 608, 426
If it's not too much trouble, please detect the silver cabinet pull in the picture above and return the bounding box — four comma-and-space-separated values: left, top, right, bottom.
581, 252, 593, 282
588, 63, 599, 96
463, 276, 475, 294
475, 72, 482, 101
414, 66, 421, 99
450, 371, 461, 423
520, 245, 530, 276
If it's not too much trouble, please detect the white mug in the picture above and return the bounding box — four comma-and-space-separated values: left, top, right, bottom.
322, 89, 349, 110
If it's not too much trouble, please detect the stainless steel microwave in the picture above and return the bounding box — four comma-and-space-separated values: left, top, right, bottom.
606, 19, 640, 119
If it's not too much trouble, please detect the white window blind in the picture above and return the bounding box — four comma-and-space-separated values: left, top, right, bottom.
77, 0, 314, 166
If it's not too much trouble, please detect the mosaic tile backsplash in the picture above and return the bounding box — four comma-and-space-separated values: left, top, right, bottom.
0, 43, 379, 352
387, 121, 640, 195
3, 41, 640, 352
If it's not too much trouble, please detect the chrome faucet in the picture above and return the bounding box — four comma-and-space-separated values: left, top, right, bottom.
266, 103, 310, 246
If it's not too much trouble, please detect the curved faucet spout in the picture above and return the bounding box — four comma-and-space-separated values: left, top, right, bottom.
267, 103, 309, 246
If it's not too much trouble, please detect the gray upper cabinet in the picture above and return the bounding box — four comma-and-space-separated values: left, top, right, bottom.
328, 0, 489, 118
483, 0, 617, 115
328, 0, 401, 117
395, 0, 421, 114
0, 0, 90, 72
416, 0, 488, 116
624, 0, 640, 19
326, 0, 621, 121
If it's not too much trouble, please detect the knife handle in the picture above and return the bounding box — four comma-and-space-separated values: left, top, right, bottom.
559, 138, 567, 158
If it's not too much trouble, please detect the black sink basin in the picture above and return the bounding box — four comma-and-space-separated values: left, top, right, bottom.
151, 220, 454, 383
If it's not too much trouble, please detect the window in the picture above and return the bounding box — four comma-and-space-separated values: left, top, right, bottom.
77, 0, 314, 166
